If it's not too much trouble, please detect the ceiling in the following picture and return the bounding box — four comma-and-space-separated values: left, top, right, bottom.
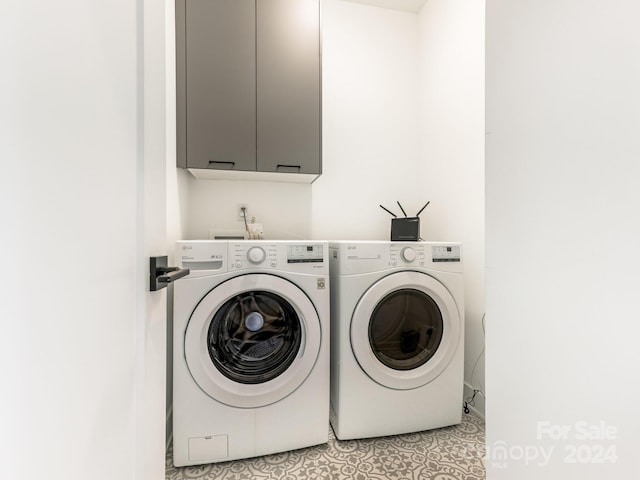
342, 0, 428, 13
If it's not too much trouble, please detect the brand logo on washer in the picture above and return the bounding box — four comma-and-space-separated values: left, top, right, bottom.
182, 245, 192, 250
317, 278, 326, 289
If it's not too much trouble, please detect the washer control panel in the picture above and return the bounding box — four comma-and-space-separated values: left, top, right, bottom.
229, 241, 327, 272
287, 244, 324, 264
176, 240, 228, 276
231, 243, 278, 269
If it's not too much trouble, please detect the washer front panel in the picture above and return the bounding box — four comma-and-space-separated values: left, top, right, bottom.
350, 271, 461, 390
185, 274, 321, 408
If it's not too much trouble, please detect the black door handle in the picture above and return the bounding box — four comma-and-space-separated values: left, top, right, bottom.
150, 256, 190, 291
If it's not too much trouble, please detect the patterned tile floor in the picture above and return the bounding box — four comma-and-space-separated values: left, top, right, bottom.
165, 411, 485, 480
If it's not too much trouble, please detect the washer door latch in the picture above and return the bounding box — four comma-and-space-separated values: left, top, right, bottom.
150, 256, 190, 291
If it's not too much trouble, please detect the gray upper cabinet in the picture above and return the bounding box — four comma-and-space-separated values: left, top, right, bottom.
176, 0, 321, 179
256, 0, 321, 175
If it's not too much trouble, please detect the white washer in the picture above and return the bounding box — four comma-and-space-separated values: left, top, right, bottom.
172, 240, 330, 467
329, 241, 464, 440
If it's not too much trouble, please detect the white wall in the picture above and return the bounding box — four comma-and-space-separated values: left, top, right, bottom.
312, 0, 422, 240
417, 0, 486, 414
184, 177, 312, 240
486, 0, 640, 478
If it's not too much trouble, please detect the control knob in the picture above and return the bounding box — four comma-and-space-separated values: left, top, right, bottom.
247, 246, 266, 264
401, 247, 417, 263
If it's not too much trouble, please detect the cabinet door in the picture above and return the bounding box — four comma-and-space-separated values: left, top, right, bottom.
185, 0, 256, 171
256, 0, 321, 174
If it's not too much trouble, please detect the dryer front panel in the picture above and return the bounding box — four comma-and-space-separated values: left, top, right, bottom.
350, 271, 461, 390
185, 274, 321, 408
369, 288, 443, 371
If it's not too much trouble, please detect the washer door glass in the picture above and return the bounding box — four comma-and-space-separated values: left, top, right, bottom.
369, 289, 443, 371
351, 271, 461, 390
208, 290, 302, 384
185, 274, 321, 408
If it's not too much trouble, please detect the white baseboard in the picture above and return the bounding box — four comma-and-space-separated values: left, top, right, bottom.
463, 382, 485, 419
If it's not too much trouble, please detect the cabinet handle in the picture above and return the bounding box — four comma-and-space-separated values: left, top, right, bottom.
208, 161, 235, 170
276, 164, 301, 173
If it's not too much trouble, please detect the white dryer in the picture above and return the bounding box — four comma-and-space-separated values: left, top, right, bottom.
329, 241, 464, 440
172, 240, 330, 467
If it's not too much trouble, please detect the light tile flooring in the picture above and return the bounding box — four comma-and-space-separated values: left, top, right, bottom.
165, 411, 485, 480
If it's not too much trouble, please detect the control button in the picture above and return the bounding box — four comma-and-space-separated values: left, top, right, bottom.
270, 261, 277, 268
235, 261, 242, 269
391, 260, 397, 267
247, 246, 266, 264
401, 247, 417, 263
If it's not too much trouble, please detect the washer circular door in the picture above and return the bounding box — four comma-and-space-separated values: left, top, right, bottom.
350, 271, 461, 390
185, 274, 321, 408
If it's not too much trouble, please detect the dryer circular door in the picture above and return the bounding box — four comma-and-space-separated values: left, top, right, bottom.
184, 274, 321, 408
350, 271, 461, 390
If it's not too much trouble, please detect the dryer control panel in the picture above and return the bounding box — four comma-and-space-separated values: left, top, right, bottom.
329, 241, 463, 275
432, 245, 461, 262
389, 243, 426, 266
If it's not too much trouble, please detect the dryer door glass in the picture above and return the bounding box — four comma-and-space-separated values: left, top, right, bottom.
207, 290, 302, 384
369, 288, 443, 370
